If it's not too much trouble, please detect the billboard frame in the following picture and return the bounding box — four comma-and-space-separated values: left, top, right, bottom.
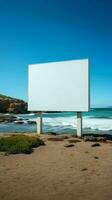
28, 59, 90, 137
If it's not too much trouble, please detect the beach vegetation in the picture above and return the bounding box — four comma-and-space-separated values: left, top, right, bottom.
0, 135, 44, 155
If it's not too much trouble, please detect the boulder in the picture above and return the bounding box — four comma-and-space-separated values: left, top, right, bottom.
48, 135, 69, 141
27, 121, 36, 124
94, 156, 99, 159
48, 137, 64, 141
64, 143, 75, 147
97, 137, 107, 142
81, 168, 88, 171
0, 114, 17, 123
83, 135, 107, 142
49, 132, 57, 135
68, 139, 81, 143
83, 135, 98, 142
91, 143, 101, 147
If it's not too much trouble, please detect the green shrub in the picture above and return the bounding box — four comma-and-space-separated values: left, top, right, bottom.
0, 135, 44, 155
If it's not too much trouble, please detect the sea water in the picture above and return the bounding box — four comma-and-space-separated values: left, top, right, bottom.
0, 108, 112, 135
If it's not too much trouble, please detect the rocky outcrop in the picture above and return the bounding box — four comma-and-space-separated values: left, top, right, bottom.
0, 114, 36, 124
83, 135, 107, 142
0, 94, 27, 114
0, 114, 17, 123
83, 134, 112, 142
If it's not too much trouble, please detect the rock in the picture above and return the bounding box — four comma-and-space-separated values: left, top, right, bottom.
48, 137, 64, 141
94, 156, 99, 159
64, 143, 75, 147
97, 137, 107, 142
60, 135, 69, 139
83, 134, 108, 142
0, 94, 28, 114
17, 118, 23, 121
83, 135, 97, 142
81, 168, 88, 171
27, 121, 36, 124
91, 143, 101, 147
0, 114, 17, 123
49, 132, 57, 135
71, 135, 78, 138
48, 135, 69, 141
7, 102, 27, 114
68, 139, 81, 143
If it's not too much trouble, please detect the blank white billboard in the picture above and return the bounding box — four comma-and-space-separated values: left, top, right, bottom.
28, 59, 90, 112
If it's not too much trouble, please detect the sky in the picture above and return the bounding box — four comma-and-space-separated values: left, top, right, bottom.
0, 0, 112, 107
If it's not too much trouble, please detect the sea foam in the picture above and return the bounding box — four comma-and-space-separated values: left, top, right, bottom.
42, 116, 112, 131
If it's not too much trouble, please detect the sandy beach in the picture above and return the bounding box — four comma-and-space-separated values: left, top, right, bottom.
0, 134, 112, 200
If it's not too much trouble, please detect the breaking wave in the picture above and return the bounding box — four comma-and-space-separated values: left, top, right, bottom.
0, 111, 112, 134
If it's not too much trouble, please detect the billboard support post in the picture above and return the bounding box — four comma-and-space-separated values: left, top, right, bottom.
37, 112, 43, 134
77, 112, 82, 137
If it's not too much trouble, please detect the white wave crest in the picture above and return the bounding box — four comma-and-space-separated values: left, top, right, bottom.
41, 116, 112, 131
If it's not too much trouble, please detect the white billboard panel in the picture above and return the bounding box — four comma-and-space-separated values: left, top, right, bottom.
28, 59, 90, 112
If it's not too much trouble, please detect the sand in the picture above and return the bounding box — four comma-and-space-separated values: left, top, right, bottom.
0, 134, 112, 200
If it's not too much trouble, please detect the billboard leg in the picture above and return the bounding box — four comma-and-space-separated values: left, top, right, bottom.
77, 112, 82, 137
37, 112, 43, 134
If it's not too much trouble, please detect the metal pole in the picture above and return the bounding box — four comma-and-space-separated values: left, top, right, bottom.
37, 112, 43, 134
77, 112, 82, 137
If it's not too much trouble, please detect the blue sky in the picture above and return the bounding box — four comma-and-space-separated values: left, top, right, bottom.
0, 0, 112, 107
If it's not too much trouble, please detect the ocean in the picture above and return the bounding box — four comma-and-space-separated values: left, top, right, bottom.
0, 108, 112, 135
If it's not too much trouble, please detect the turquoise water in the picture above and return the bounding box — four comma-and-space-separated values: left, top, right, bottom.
0, 108, 112, 134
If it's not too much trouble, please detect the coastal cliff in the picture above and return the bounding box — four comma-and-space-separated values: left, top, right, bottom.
0, 94, 27, 114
